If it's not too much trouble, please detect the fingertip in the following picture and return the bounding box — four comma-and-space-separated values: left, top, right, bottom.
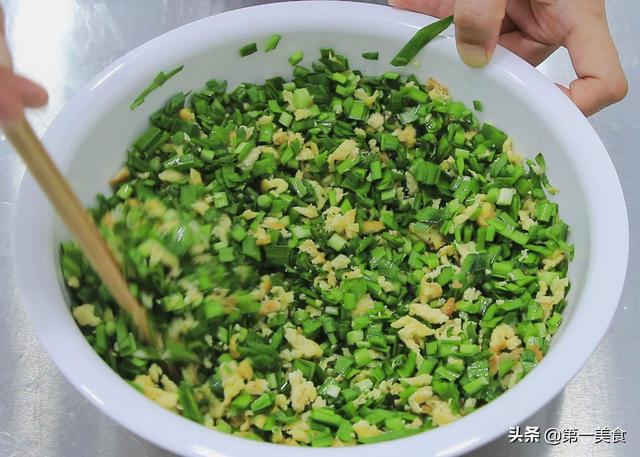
457, 42, 490, 68
453, 0, 506, 68
14, 75, 49, 108
23, 83, 49, 108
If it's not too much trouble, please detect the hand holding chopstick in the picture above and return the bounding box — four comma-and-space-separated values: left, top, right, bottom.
1, 4, 158, 349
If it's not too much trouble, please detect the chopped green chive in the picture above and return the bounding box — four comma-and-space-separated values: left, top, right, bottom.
391, 15, 454, 66
264, 34, 282, 52
239, 42, 258, 57
288, 50, 304, 66
362, 51, 379, 60
130, 65, 184, 110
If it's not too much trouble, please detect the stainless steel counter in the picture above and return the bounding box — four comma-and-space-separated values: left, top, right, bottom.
0, 1, 637, 456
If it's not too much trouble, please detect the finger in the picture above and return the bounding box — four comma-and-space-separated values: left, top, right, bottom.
0, 83, 25, 123
454, 0, 508, 68
565, 21, 627, 115
500, 15, 518, 35
388, 0, 455, 17
0, 6, 12, 69
499, 31, 558, 66
13, 73, 48, 107
0, 70, 48, 125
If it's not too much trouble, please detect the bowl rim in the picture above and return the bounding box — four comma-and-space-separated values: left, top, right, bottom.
11, 1, 629, 456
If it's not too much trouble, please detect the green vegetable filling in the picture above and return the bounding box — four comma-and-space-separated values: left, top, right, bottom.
65, 46, 573, 447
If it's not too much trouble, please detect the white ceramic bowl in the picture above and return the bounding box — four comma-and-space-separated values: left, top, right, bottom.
12, 2, 628, 456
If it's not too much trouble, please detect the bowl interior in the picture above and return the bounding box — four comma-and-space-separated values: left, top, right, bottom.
13, 2, 627, 457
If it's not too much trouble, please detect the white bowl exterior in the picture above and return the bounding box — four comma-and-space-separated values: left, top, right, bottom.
12, 2, 628, 457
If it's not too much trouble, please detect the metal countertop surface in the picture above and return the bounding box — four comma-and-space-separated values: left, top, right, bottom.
0, 1, 638, 456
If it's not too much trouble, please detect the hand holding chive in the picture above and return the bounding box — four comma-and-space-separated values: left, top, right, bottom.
0, 4, 48, 124
389, 0, 628, 115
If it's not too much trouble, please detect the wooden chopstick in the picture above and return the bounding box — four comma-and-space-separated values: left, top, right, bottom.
5, 118, 158, 348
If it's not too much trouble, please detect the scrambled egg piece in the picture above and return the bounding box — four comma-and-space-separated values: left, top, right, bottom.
133, 374, 178, 411
149, 363, 162, 384
250, 226, 272, 246
293, 205, 319, 219
393, 125, 417, 148
262, 216, 287, 231
354, 88, 380, 107
542, 251, 565, 271
241, 209, 259, 220
294, 108, 312, 120
109, 167, 130, 186
296, 141, 319, 161
138, 239, 180, 277
391, 316, 434, 353
256, 114, 273, 126
158, 169, 186, 183
434, 318, 463, 340
503, 137, 524, 165
377, 275, 396, 292
143, 198, 167, 218
463, 287, 481, 302
342, 267, 364, 279
189, 168, 202, 185
536, 276, 569, 316
178, 107, 195, 122
191, 200, 209, 215
366, 112, 384, 130
167, 313, 196, 340
220, 359, 252, 406
352, 420, 382, 439
456, 241, 477, 263
275, 393, 289, 410
489, 323, 522, 353
408, 386, 433, 414
246, 379, 268, 395
426, 78, 449, 101
288, 370, 318, 413
307, 180, 327, 210
259, 286, 294, 316
419, 278, 443, 304
453, 194, 484, 226
362, 220, 385, 234
240, 146, 264, 169
518, 209, 537, 231
400, 373, 433, 387
298, 239, 326, 265
282, 327, 323, 360
324, 207, 359, 239
212, 213, 232, 244
410, 302, 449, 325
353, 293, 375, 316
405, 171, 419, 195
431, 398, 460, 426
251, 275, 272, 301
327, 139, 358, 170
72, 304, 101, 327
476, 202, 496, 227
331, 254, 351, 270
260, 177, 289, 196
